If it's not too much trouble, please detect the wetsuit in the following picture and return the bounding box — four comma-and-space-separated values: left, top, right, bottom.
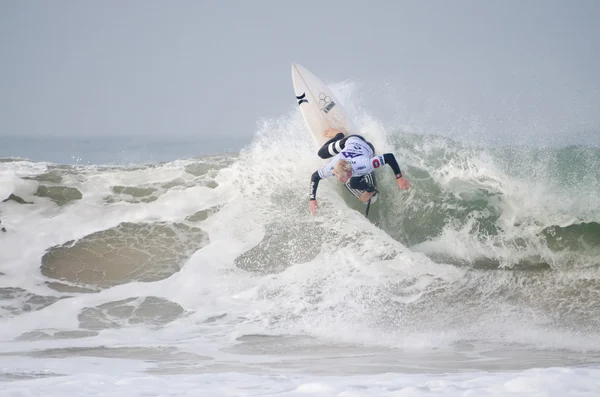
309, 133, 403, 200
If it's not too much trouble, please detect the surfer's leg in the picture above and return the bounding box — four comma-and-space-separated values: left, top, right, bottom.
318, 134, 375, 158
347, 174, 377, 204
348, 174, 376, 193
367, 141, 375, 154
350, 135, 375, 156
317, 133, 346, 158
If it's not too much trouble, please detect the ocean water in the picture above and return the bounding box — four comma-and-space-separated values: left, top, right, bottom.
1, 101, 600, 396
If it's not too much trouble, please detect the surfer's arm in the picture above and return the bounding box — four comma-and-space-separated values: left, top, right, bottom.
379, 153, 411, 190
381, 153, 403, 178
309, 171, 322, 200
309, 171, 323, 215
310, 159, 335, 200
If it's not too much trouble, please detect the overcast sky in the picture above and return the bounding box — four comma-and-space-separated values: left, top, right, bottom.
1, 0, 599, 148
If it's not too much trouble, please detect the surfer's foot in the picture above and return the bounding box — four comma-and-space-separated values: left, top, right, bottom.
323, 128, 342, 138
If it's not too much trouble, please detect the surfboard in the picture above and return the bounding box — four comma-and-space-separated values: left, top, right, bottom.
291, 63, 354, 146
291, 63, 378, 205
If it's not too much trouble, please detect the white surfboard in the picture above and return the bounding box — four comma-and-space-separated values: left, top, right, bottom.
291, 63, 355, 146
291, 63, 378, 207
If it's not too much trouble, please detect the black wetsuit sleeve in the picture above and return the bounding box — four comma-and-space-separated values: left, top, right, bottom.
317, 133, 347, 159
383, 153, 402, 177
309, 171, 322, 200
348, 177, 376, 193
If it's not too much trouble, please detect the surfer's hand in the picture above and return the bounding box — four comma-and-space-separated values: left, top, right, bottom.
359, 191, 376, 203
309, 200, 319, 215
397, 176, 411, 190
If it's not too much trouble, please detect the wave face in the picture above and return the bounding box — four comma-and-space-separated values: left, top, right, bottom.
1, 104, 600, 377
380, 134, 600, 271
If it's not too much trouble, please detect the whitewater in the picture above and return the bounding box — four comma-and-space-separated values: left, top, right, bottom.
1, 86, 600, 396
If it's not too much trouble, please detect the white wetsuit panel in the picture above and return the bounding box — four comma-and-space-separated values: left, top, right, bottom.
317, 137, 385, 179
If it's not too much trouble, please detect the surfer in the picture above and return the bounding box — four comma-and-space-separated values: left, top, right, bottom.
309, 128, 411, 215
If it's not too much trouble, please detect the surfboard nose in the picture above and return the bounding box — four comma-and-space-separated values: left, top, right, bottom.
292, 63, 307, 73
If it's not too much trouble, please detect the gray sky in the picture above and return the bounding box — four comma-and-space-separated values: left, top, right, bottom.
1, 0, 599, 147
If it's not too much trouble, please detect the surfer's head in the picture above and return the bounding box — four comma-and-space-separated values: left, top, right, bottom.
333, 160, 352, 183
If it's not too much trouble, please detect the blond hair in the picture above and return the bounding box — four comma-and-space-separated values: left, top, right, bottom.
333, 159, 352, 175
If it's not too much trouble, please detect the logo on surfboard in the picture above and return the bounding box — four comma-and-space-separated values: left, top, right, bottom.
296, 93, 308, 105
318, 93, 336, 114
